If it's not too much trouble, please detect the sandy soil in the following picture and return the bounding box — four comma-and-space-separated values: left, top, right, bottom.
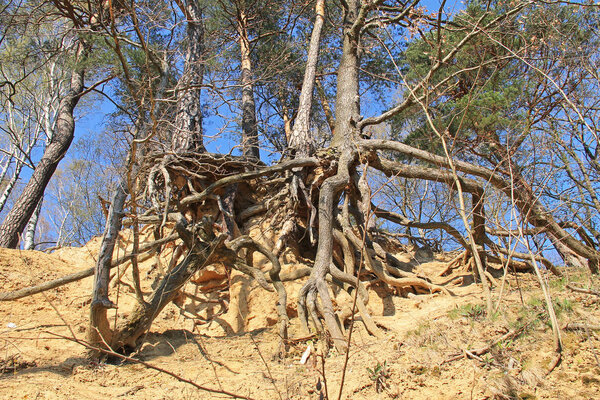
1, 243, 600, 399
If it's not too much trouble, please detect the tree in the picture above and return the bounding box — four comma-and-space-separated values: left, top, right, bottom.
86, 0, 600, 355
0, 39, 87, 248
0, 3, 78, 247
396, 1, 600, 273
2, 0, 599, 363
172, 0, 206, 153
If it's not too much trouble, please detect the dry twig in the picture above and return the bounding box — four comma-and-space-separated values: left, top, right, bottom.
45, 331, 256, 400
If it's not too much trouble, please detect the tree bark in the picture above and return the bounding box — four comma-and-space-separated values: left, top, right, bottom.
237, 9, 260, 161
172, 0, 205, 153
88, 181, 127, 353
331, 0, 360, 148
23, 197, 42, 250
0, 44, 86, 248
288, 0, 325, 157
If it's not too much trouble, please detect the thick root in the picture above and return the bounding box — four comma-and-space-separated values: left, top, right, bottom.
228, 235, 289, 356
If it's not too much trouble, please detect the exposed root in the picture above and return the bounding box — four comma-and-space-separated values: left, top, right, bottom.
230, 260, 273, 292
343, 227, 451, 296
228, 235, 289, 355
274, 218, 295, 256
114, 217, 227, 349
297, 148, 355, 353
439, 251, 468, 276
78, 149, 550, 356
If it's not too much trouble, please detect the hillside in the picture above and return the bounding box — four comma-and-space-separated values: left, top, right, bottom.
1, 240, 600, 399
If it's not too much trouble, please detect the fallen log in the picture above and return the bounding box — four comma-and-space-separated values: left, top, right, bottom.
0, 233, 178, 301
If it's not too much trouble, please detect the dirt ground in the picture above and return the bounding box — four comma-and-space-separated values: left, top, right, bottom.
1, 241, 600, 399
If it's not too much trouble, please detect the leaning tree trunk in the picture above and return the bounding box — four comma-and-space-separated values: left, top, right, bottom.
88, 122, 150, 354
237, 8, 260, 161
89, 3, 206, 351
172, 0, 205, 153
0, 45, 86, 248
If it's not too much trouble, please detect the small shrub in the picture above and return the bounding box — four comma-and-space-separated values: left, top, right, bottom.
448, 303, 485, 320
366, 361, 390, 393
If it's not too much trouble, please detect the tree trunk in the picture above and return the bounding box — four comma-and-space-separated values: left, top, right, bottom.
23, 197, 42, 250
172, 0, 205, 153
288, 0, 325, 157
0, 152, 13, 186
237, 9, 260, 161
0, 118, 45, 217
316, 78, 334, 134
297, 0, 363, 353
0, 157, 25, 214
331, 0, 360, 148
88, 61, 170, 353
88, 181, 127, 354
114, 218, 226, 349
0, 44, 86, 248
472, 189, 487, 270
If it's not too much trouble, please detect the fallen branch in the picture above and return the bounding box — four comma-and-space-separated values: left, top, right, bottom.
564, 322, 600, 331
45, 331, 255, 400
487, 241, 562, 276
0, 233, 178, 301
443, 325, 527, 364
567, 284, 600, 297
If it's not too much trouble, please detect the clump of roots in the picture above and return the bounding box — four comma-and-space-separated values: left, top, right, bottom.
105, 150, 461, 356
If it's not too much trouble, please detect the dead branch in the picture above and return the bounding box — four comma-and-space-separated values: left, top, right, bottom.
0, 233, 178, 301
564, 322, 600, 331
45, 331, 255, 400
566, 284, 600, 297
487, 241, 561, 276
443, 325, 527, 364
